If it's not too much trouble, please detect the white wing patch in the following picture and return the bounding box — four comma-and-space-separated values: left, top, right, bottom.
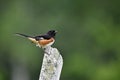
40, 37, 44, 40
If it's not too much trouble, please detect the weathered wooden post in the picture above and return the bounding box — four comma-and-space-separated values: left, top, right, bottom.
39, 46, 63, 80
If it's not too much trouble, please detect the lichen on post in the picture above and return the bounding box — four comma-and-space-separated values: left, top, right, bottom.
39, 46, 63, 80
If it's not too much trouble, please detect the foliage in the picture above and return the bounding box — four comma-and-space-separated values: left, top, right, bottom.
0, 0, 120, 80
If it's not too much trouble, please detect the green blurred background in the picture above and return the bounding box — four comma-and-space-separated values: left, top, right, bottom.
0, 0, 120, 80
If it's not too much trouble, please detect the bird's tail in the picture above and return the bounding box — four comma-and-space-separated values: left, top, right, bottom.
15, 33, 38, 44
15, 33, 31, 38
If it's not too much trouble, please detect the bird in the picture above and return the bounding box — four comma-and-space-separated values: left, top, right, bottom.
16, 30, 57, 49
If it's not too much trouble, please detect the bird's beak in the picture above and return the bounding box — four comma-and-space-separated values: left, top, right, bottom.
28, 37, 38, 44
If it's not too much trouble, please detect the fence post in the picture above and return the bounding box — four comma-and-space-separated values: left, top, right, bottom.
39, 46, 63, 80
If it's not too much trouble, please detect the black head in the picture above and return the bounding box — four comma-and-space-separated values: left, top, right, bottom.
47, 30, 57, 37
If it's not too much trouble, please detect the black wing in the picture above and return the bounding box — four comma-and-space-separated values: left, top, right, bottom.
34, 34, 51, 41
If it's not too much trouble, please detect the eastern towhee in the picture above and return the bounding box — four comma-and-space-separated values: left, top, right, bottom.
16, 30, 57, 48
